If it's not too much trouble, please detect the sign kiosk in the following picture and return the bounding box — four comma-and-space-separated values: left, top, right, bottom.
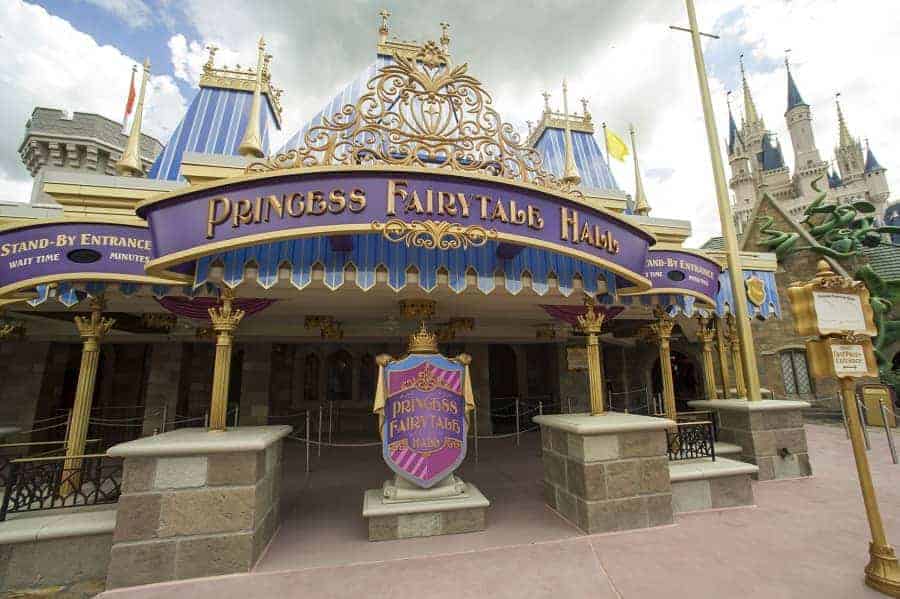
788, 260, 900, 596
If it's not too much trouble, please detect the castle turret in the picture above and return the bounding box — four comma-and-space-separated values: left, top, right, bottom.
864, 141, 889, 214
784, 58, 828, 213
739, 58, 766, 152
834, 96, 865, 183
727, 99, 755, 234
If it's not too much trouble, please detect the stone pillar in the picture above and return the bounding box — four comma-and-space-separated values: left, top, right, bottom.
142, 344, 184, 436
696, 317, 718, 401
689, 399, 812, 480
715, 316, 732, 399
208, 292, 245, 431
240, 343, 273, 426
106, 425, 291, 589
726, 315, 747, 399
466, 343, 492, 435
534, 413, 674, 533
647, 308, 676, 421
65, 300, 114, 463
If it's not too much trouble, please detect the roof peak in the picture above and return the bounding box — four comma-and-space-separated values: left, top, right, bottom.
785, 57, 808, 112
865, 142, 885, 173
740, 56, 761, 125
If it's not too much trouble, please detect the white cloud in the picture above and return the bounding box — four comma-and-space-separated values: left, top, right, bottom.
0, 0, 186, 202
82, 0, 154, 29
168, 34, 242, 87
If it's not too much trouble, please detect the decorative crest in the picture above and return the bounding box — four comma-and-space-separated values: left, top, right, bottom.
576, 296, 605, 335
408, 321, 439, 354
372, 219, 497, 250
248, 45, 576, 193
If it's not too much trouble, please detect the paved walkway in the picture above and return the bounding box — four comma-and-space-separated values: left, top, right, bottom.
100, 424, 900, 598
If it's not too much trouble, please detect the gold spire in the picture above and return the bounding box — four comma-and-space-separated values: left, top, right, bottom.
836, 93, 853, 148
115, 58, 150, 177
739, 55, 759, 125
238, 36, 266, 158
561, 79, 582, 185
629, 125, 651, 216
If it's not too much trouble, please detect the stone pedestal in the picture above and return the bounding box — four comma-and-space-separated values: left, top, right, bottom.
533, 413, 675, 534
105, 425, 291, 589
690, 399, 811, 481
362, 478, 489, 541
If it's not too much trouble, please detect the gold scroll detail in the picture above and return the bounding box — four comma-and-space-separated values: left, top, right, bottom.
246, 41, 578, 194
373, 219, 497, 250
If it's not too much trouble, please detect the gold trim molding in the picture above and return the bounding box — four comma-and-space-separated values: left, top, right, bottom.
372, 219, 496, 250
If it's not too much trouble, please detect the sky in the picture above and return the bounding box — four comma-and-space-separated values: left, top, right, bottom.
1, 0, 898, 247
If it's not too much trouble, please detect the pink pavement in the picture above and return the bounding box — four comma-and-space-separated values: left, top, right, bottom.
99, 424, 899, 599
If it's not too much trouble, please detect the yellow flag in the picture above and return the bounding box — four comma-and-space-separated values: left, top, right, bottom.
605, 127, 630, 162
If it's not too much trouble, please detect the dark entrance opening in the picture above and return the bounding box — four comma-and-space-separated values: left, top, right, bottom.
488, 344, 518, 433
651, 350, 701, 413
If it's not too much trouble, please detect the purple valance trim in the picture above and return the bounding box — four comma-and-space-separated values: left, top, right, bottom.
156, 296, 276, 322
540, 304, 624, 326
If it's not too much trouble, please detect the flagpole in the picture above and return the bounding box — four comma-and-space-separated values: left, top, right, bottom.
602, 122, 611, 166
683, 0, 762, 401
123, 65, 136, 134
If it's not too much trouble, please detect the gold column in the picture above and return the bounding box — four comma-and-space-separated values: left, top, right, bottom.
648, 307, 676, 421
577, 298, 606, 416
840, 377, 900, 595
683, 0, 762, 401
726, 314, 747, 398
208, 290, 245, 431
714, 316, 731, 399
696, 316, 718, 401
65, 298, 114, 464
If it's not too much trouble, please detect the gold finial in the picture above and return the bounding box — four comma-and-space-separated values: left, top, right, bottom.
541, 91, 551, 113
561, 79, 582, 185
204, 44, 218, 73
115, 58, 150, 177
439, 21, 450, 50
576, 296, 605, 335
408, 321, 439, 354
238, 36, 266, 158
629, 124, 651, 216
815, 259, 835, 278
579, 97, 591, 122
379, 9, 391, 43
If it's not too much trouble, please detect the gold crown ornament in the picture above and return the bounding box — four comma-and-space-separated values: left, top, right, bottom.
407, 321, 439, 354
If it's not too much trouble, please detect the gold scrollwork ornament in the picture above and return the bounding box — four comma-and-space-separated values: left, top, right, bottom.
373, 219, 497, 250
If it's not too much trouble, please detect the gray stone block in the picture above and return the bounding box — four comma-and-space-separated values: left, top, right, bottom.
122, 457, 156, 494
114, 493, 162, 542
639, 457, 672, 495
175, 533, 255, 579
549, 428, 568, 455
710, 475, 754, 509
773, 452, 812, 479
568, 433, 619, 463
157, 487, 255, 538
566, 460, 606, 501
154, 456, 208, 489
1, 534, 112, 591
542, 453, 567, 487
618, 431, 667, 458
582, 496, 648, 533
107, 539, 177, 589
646, 493, 675, 527
605, 459, 642, 499
207, 451, 265, 486
672, 479, 712, 513
397, 511, 442, 538
556, 488, 579, 524
543, 481, 558, 510
774, 428, 808, 453
442, 507, 486, 534
368, 516, 399, 542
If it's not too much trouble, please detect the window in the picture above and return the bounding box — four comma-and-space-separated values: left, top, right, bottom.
780, 350, 812, 395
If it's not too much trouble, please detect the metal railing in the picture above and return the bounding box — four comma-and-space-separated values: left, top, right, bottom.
0, 454, 122, 521
0, 439, 101, 488
666, 421, 716, 462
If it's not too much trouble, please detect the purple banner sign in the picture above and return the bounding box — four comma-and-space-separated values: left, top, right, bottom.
382, 354, 467, 488
0, 221, 164, 297
630, 249, 722, 304
138, 170, 655, 288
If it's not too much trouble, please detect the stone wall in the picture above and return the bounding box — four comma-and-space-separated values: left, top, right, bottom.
240, 343, 273, 425
107, 440, 283, 588
717, 407, 811, 480
540, 422, 673, 533
142, 344, 184, 436
0, 341, 51, 435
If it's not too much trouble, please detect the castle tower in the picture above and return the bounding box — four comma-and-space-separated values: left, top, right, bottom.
739, 58, 766, 154
834, 96, 865, 184
727, 99, 756, 235
784, 58, 829, 212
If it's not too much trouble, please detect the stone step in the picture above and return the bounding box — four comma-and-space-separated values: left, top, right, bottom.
668, 457, 758, 513
714, 442, 742, 456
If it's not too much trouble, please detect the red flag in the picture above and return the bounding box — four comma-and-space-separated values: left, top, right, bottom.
123, 66, 136, 125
